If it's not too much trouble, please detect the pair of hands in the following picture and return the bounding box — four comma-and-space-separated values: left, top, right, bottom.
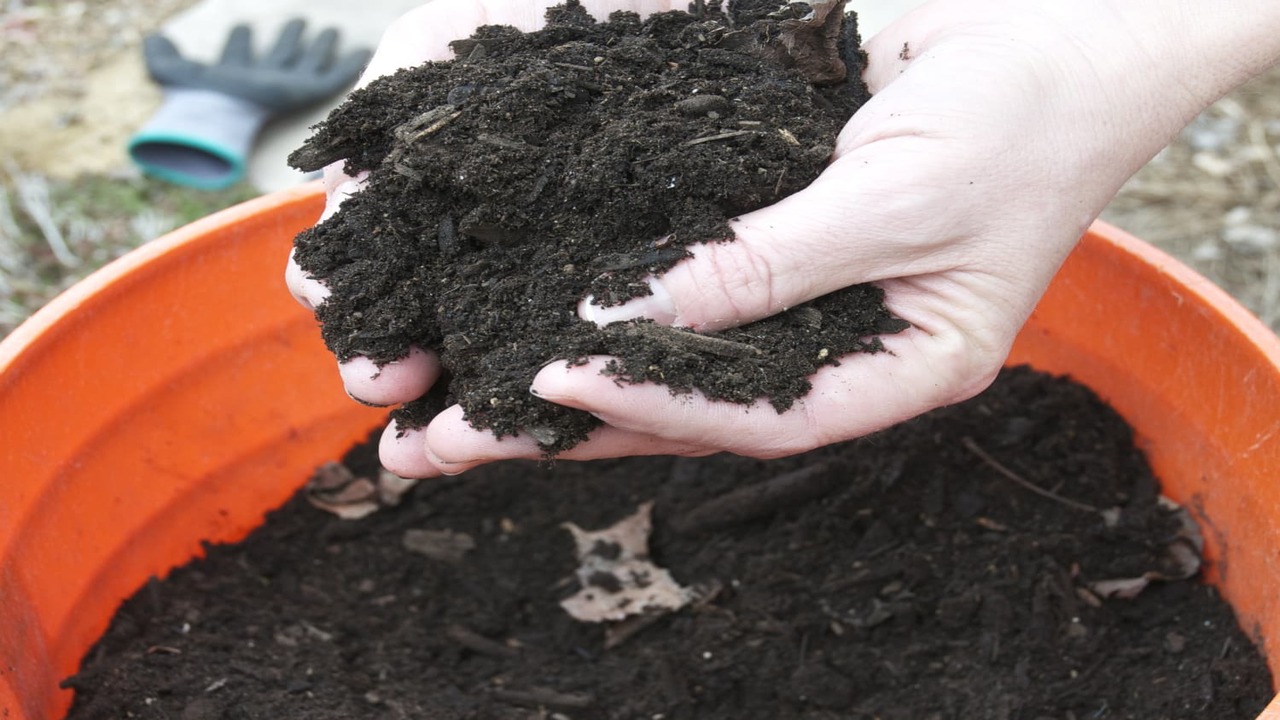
286, 0, 1280, 478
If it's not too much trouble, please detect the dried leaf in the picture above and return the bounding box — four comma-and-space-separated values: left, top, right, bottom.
560, 503, 694, 623
1086, 496, 1204, 600
776, 0, 848, 84
304, 462, 381, 519
1089, 576, 1152, 600
305, 462, 420, 519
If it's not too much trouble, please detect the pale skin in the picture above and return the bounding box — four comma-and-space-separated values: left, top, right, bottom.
287, 0, 1280, 478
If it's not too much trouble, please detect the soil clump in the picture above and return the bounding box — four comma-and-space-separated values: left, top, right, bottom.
63, 368, 1274, 719
288, 0, 906, 453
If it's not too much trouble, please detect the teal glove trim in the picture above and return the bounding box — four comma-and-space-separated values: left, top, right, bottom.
129, 89, 272, 190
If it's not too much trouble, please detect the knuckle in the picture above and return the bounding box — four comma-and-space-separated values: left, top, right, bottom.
687, 242, 779, 328
934, 326, 1008, 405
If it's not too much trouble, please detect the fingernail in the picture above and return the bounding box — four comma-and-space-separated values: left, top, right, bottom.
425, 447, 472, 476
345, 389, 389, 408
578, 276, 677, 326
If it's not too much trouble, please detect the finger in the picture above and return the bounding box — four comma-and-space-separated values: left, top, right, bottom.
338, 347, 440, 407
420, 404, 714, 473
297, 28, 340, 74
380, 420, 449, 478
321, 164, 367, 221
528, 314, 1005, 458
286, 168, 366, 309
264, 18, 306, 69
142, 34, 203, 84
219, 24, 254, 67
285, 249, 331, 311
858, 1, 953, 93
578, 134, 976, 331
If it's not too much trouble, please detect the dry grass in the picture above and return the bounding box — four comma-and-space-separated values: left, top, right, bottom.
0, 171, 255, 336
0, 0, 255, 338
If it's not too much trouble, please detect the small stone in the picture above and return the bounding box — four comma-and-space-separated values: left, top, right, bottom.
402, 529, 476, 563
1192, 151, 1235, 177
674, 94, 729, 117
1222, 224, 1278, 253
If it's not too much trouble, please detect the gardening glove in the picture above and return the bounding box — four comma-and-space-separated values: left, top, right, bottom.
129, 19, 371, 190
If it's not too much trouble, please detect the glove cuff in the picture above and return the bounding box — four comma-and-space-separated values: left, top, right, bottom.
128, 89, 272, 190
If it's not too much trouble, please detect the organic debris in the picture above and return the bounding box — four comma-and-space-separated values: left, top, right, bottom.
560, 502, 694, 623
1087, 496, 1205, 600
304, 460, 419, 519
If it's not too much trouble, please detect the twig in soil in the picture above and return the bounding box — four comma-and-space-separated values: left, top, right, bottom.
395, 105, 464, 144
683, 129, 756, 146
604, 610, 670, 650
621, 321, 762, 359
445, 623, 519, 658
385, 106, 465, 179
145, 646, 182, 655
672, 463, 836, 534
594, 247, 688, 271
961, 437, 1100, 513
492, 687, 594, 710
773, 166, 788, 198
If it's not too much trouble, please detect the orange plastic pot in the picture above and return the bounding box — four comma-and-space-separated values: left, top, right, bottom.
1, 184, 1278, 719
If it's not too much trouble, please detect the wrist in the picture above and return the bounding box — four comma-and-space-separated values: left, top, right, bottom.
1088, 0, 1280, 121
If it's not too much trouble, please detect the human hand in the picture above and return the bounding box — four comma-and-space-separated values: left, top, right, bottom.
288, 0, 1280, 477
286, 0, 682, 474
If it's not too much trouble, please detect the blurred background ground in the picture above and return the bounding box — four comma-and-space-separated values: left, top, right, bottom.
1, 0, 1278, 338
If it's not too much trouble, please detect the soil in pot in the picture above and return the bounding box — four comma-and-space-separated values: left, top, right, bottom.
287, 0, 906, 454
62, 368, 1274, 719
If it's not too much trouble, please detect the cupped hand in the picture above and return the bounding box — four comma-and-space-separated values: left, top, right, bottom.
288, 0, 1278, 477
284, 0, 681, 476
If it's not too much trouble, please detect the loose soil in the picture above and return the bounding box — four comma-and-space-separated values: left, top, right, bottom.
288, 0, 906, 453
63, 368, 1273, 719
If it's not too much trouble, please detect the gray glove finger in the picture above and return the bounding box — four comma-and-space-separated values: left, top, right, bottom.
318, 49, 374, 94
220, 24, 254, 67
143, 34, 205, 86
296, 27, 339, 74
264, 18, 307, 69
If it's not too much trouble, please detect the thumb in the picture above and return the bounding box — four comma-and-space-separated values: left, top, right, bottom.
578, 138, 963, 332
